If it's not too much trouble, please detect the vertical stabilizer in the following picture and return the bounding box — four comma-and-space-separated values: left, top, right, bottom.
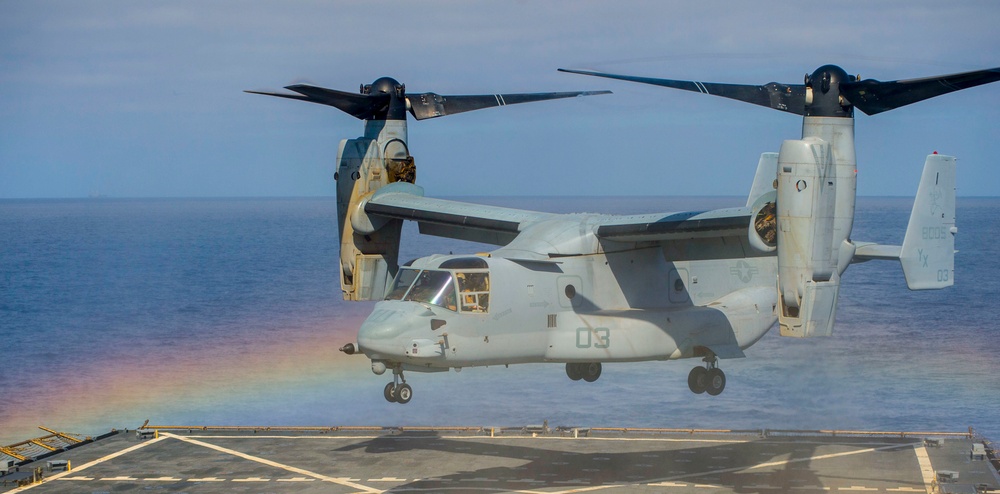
900, 154, 957, 289
746, 152, 778, 207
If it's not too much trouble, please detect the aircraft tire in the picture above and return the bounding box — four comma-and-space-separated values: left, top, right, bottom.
583, 362, 602, 382
688, 367, 708, 394
384, 382, 397, 403
706, 368, 726, 396
395, 383, 413, 404
566, 363, 584, 381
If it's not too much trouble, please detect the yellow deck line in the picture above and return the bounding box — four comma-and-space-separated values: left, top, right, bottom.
912, 444, 935, 494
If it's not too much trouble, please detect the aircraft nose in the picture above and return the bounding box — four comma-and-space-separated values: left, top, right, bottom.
357, 321, 401, 357
356, 304, 414, 356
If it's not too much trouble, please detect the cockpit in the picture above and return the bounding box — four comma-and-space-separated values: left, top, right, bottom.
384, 257, 490, 313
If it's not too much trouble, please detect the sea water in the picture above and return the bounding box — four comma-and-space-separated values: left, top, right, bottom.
1, 196, 997, 445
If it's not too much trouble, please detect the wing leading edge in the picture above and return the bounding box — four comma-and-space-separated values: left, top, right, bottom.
362, 182, 554, 245
364, 183, 754, 254
595, 208, 753, 243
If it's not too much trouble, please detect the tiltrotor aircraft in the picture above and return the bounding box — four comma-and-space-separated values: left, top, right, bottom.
249, 64, 999, 404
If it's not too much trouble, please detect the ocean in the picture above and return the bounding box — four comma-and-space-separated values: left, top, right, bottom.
1, 196, 997, 445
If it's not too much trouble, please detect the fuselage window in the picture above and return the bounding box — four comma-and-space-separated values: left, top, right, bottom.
385, 268, 420, 300
405, 270, 457, 311
457, 271, 490, 313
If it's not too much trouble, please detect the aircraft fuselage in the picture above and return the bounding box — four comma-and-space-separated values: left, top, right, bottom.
358, 216, 778, 373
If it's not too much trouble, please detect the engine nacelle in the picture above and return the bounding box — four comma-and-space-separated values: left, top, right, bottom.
748, 190, 777, 254
336, 122, 415, 301
775, 137, 840, 337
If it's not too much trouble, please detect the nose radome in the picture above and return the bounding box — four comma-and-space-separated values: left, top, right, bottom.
357, 303, 426, 357
359, 318, 404, 340
357, 319, 403, 356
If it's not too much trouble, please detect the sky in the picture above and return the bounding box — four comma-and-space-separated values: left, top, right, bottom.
1, 1, 999, 199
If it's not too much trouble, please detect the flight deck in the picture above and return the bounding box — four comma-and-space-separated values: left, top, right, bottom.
2, 425, 998, 493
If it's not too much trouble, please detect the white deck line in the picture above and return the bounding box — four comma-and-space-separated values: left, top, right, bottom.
5, 435, 168, 492
541, 441, 919, 494
161, 432, 383, 493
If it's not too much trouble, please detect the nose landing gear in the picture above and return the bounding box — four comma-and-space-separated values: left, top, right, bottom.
687, 356, 726, 396
383, 366, 412, 404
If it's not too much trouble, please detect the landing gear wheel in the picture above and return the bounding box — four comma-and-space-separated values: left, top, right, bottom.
582, 362, 602, 382
384, 382, 397, 403
706, 368, 726, 396
566, 363, 584, 381
688, 366, 708, 394
394, 383, 413, 404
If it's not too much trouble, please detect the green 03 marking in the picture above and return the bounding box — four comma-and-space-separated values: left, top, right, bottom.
576, 327, 610, 349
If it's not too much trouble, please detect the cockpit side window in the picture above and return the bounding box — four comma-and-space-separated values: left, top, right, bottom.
404, 270, 457, 311
456, 271, 490, 313
385, 268, 420, 300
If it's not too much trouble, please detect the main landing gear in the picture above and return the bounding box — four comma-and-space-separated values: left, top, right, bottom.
688, 356, 726, 396
383, 366, 412, 404
566, 362, 602, 382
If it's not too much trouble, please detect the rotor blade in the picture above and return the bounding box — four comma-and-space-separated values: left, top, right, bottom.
558, 68, 807, 116
841, 66, 1000, 115
244, 90, 314, 103
285, 84, 389, 120
407, 90, 611, 120
245, 85, 386, 120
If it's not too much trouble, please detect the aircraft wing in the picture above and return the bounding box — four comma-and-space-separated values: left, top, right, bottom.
594, 208, 752, 243
364, 182, 753, 249
363, 182, 555, 245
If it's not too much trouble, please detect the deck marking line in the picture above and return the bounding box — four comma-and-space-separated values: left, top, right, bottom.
161, 432, 382, 493
5, 434, 168, 493
887, 488, 924, 492
913, 444, 935, 494
357, 487, 550, 494
180, 434, 749, 444
188, 477, 225, 482
545, 441, 917, 494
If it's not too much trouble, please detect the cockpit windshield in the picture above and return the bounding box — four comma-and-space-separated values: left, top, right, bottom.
405, 270, 456, 310
385, 265, 490, 313
385, 268, 420, 300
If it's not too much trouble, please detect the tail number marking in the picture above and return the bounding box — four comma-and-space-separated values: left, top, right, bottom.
576, 327, 610, 349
